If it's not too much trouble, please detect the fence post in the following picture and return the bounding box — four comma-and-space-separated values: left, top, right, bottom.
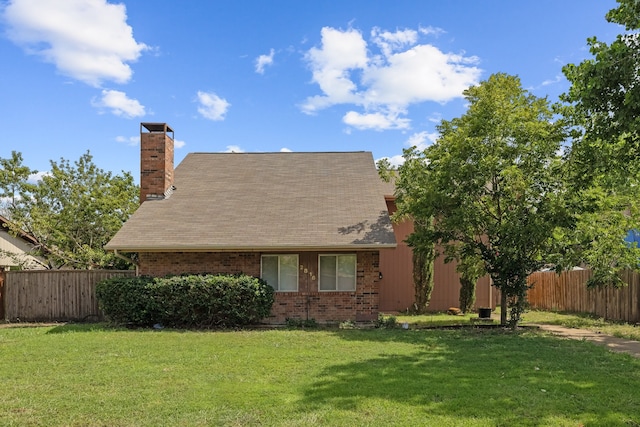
0, 270, 5, 321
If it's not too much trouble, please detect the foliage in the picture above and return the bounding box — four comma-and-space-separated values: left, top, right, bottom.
374, 313, 397, 329
561, 0, 640, 173
0, 151, 138, 269
551, 182, 640, 288
338, 319, 357, 329
96, 274, 275, 328
558, 0, 640, 287
392, 73, 567, 327
0, 150, 37, 215
455, 250, 485, 313
411, 221, 435, 313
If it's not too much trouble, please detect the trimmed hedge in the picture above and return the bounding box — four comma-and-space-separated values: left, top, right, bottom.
96, 274, 275, 328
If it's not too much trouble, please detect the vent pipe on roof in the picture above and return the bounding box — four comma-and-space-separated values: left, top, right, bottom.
139, 123, 175, 204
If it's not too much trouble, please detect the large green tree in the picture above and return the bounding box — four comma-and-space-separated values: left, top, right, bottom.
393, 73, 567, 327
0, 151, 138, 269
562, 0, 640, 172
559, 0, 640, 286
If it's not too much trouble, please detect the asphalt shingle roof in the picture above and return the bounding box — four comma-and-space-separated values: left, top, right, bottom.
106, 151, 396, 251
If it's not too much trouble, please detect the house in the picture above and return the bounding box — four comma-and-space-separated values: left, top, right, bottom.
0, 215, 46, 270
105, 123, 397, 323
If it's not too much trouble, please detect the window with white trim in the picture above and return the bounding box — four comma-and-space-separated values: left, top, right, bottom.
261, 255, 298, 291
319, 254, 356, 291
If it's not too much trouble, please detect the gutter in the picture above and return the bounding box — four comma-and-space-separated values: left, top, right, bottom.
104, 243, 398, 252
114, 249, 139, 276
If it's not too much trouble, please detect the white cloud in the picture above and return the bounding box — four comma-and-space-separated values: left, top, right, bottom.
371, 27, 418, 58
255, 48, 275, 74
280, 147, 292, 152
115, 135, 139, 146
224, 145, 244, 153
428, 112, 442, 123
196, 91, 230, 121
376, 155, 405, 168
376, 131, 439, 169
541, 74, 563, 86
343, 110, 410, 131
407, 131, 438, 151
28, 171, 50, 183
117, 135, 184, 148
419, 26, 445, 37
93, 89, 145, 118
302, 26, 482, 131
3, 0, 148, 87
302, 27, 368, 114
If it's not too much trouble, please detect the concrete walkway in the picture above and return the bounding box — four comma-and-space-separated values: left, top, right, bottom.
534, 324, 640, 358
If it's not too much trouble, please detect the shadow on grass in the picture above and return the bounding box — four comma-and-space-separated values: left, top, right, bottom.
45, 323, 126, 334
297, 328, 640, 426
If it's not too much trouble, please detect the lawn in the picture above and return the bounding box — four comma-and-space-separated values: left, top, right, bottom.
2, 324, 640, 426
522, 310, 640, 341
389, 309, 640, 341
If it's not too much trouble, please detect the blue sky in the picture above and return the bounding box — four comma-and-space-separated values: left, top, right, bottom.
0, 0, 621, 182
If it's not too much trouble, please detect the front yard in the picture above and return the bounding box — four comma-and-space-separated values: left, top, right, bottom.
1, 323, 640, 426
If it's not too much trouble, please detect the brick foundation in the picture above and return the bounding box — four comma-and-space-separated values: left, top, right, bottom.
138, 251, 380, 324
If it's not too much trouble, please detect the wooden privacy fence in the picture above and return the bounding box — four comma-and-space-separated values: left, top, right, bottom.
527, 269, 640, 323
3, 270, 135, 322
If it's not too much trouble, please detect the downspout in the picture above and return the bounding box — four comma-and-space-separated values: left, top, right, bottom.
114, 249, 139, 276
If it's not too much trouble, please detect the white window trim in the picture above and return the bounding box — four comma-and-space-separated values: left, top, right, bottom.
318, 254, 357, 292
261, 254, 299, 292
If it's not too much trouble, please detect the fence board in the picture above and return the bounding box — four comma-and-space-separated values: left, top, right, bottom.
0, 270, 4, 319
527, 269, 640, 323
3, 270, 135, 322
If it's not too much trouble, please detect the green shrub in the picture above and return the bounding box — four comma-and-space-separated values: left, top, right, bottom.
339, 319, 357, 329
96, 274, 274, 328
375, 313, 397, 329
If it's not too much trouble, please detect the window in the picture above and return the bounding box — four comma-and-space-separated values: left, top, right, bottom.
319, 254, 356, 291
261, 255, 298, 291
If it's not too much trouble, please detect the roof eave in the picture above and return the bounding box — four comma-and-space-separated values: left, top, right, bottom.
104, 243, 398, 252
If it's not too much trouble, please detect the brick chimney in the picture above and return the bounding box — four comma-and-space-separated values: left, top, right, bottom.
140, 123, 174, 204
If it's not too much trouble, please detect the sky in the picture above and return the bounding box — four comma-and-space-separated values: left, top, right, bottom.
0, 0, 623, 182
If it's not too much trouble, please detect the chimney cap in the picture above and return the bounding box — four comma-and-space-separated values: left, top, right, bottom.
141, 122, 174, 134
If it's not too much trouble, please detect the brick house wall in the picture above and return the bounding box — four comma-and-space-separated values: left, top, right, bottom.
138, 250, 381, 324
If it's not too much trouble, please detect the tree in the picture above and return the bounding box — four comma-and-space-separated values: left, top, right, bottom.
559, 0, 640, 286
393, 73, 567, 327
0, 151, 139, 269
410, 219, 435, 313
0, 151, 37, 216
561, 0, 640, 172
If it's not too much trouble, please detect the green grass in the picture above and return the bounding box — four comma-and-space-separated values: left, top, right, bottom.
2, 324, 640, 426
389, 311, 487, 327
388, 309, 640, 342
521, 310, 640, 341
